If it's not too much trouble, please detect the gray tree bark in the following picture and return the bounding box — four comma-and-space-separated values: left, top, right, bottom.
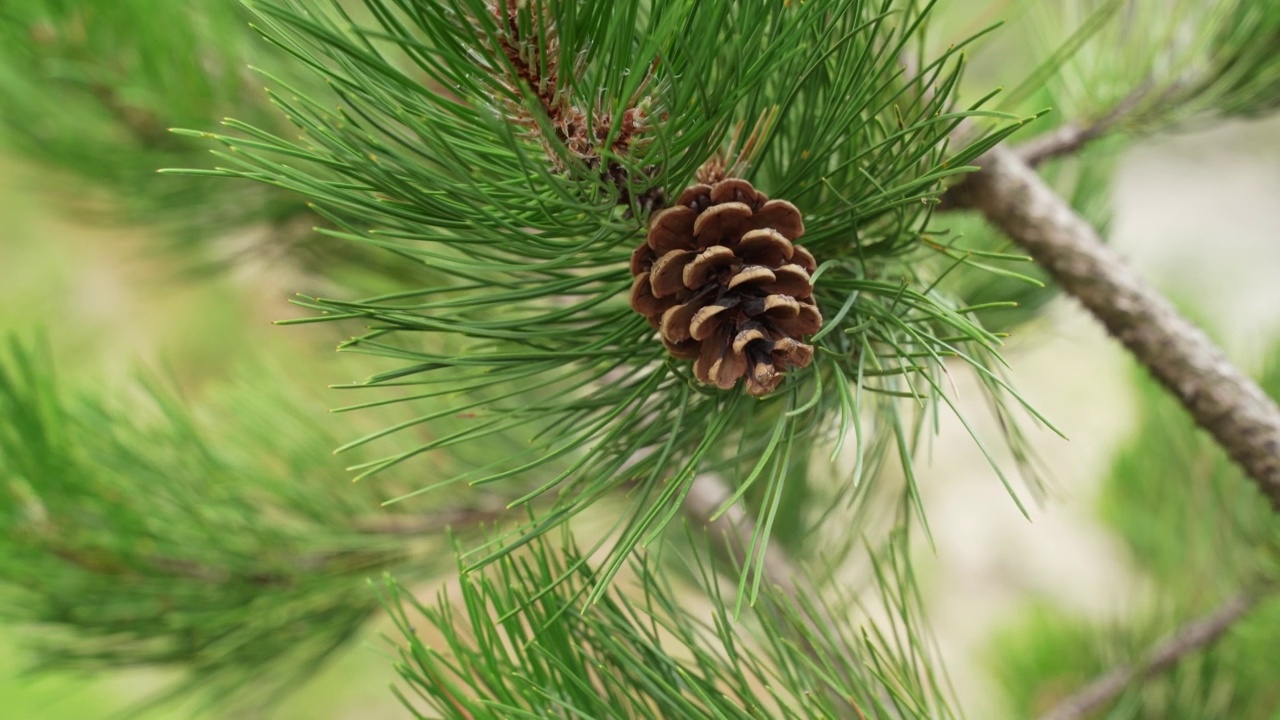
944, 145, 1280, 510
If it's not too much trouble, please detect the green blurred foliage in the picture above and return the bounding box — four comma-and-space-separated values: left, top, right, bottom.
1101, 369, 1280, 592
0, 0, 309, 239
0, 336, 438, 712
0, 0, 428, 286
988, 340, 1280, 718
0, 128, 411, 720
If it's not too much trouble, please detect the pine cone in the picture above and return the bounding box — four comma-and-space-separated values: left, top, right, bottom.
629, 178, 822, 396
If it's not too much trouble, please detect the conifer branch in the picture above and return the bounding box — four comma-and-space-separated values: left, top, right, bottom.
618, 447, 810, 601
1017, 84, 1153, 167
943, 144, 1280, 510
1037, 590, 1265, 720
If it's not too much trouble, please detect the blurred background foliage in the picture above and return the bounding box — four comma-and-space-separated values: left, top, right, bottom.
0, 148, 395, 720
1, 0, 1279, 717
989, 341, 1280, 718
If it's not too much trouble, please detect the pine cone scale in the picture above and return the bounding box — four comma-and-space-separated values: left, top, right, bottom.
738, 229, 794, 266
693, 326, 724, 375
683, 246, 736, 288
629, 178, 823, 396
630, 243, 657, 275
773, 307, 822, 338
629, 273, 674, 325
709, 178, 759, 205
727, 265, 776, 291
767, 266, 813, 298
689, 301, 735, 342
733, 325, 767, 353
650, 249, 696, 297
660, 299, 707, 344
648, 207, 697, 254
676, 184, 714, 209
692, 202, 753, 246
663, 336, 701, 360
791, 246, 818, 273
752, 200, 805, 238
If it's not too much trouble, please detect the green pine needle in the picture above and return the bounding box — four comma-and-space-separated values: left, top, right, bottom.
380, 527, 959, 719
171, 0, 1051, 601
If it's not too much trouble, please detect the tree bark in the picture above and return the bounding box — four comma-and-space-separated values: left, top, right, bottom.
944, 145, 1280, 510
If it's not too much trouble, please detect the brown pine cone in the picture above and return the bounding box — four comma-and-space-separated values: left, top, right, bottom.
629, 178, 822, 396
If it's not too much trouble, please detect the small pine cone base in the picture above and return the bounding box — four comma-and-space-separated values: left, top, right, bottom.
630, 178, 822, 396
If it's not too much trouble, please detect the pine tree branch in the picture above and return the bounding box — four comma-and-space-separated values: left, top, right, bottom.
942, 144, 1280, 511
1017, 84, 1152, 167
1037, 590, 1264, 720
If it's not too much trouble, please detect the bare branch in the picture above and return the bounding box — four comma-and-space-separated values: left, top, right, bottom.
1038, 591, 1263, 720
943, 144, 1280, 510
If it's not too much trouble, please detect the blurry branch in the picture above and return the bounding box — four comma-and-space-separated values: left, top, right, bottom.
0, 1, 356, 282
79, 80, 175, 148
1017, 84, 1154, 167
1009, 1, 1280, 167
614, 438, 812, 606
1037, 589, 1268, 720
680, 473, 801, 598
614, 442, 810, 601
942, 144, 1280, 511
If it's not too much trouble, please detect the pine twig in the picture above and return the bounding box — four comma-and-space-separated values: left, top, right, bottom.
1037, 591, 1263, 720
486, 0, 662, 211
942, 144, 1280, 511
616, 449, 810, 601
1017, 84, 1152, 167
